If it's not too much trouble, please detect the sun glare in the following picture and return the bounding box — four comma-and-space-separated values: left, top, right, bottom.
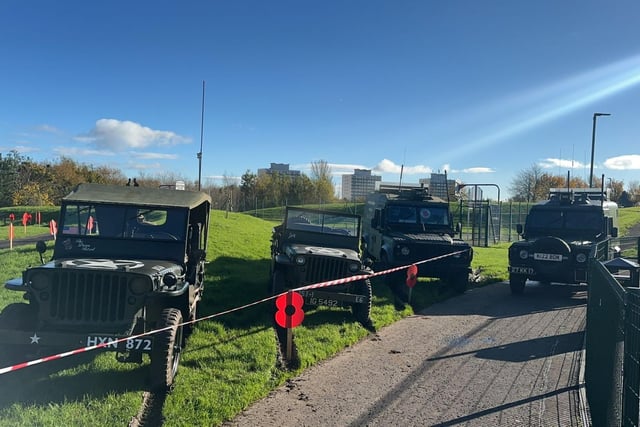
445, 54, 640, 157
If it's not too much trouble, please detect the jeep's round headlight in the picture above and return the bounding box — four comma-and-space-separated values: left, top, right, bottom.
576, 253, 587, 263
30, 273, 50, 291
129, 277, 151, 295
163, 273, 178, 287
519, 249, 529, 260
295, 255, 306, 265
400, 246, 410, 256
349, 262, 360, 272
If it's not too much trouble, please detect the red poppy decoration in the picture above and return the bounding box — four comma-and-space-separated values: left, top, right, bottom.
406, 264, 418, 288
275, 291, 305, 328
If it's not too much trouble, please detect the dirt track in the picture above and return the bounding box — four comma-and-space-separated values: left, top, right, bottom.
228, 281, 588, 427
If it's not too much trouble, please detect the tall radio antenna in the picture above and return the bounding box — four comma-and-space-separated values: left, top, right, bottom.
197, 80, 206, 191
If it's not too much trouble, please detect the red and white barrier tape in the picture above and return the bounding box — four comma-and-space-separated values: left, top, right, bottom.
0, 248, 469, 375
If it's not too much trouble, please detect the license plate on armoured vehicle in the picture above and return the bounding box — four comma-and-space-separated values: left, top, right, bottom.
509, 266, 535, 275
533, 253, 563, 261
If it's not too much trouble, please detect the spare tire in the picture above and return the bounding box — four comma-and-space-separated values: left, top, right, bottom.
531, 236, 571, 278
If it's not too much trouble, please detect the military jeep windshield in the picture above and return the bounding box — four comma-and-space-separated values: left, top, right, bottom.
61, 203, 187, 241
386, 205, 450, 228
525, 209, 603, 238
284, 207, 360, 250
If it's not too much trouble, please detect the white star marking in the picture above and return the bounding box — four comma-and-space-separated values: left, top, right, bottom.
30, 333, 40, 344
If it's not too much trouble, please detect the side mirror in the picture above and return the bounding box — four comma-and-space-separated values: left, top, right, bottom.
611, 227, 618, 238
36, 240, 47, 265
362, 257, 374, 269
36, 240, 47, 254
516, 224, 523, 235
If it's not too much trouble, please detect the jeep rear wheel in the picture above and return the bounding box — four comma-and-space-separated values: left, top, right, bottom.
151, 308, 183, 390
351, 279, 374, 331
510, 274, 526, 295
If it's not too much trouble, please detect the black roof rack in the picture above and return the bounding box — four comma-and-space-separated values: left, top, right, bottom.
377, 184, 434, 201
547, 188, 608, 205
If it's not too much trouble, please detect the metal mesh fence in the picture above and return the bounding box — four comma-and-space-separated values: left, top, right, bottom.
586, 242, 640, 427
451, 201, 532, 246
624, 289, 640, 427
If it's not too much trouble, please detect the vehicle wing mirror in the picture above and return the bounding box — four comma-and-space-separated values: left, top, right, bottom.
36, 240, 47, 265
516, 224, 523, 235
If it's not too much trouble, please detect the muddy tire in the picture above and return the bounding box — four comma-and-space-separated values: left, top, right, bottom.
0, 303, 36, 329
449, 271, 470, 294
510, 274, 526, 295
150, 308, 183, 390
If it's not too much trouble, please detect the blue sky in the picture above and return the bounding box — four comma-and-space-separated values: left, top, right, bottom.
1, 1, 640, 200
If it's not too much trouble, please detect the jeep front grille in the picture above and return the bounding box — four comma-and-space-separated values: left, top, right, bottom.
37, 270, 135, 326
301, 257, 351, 284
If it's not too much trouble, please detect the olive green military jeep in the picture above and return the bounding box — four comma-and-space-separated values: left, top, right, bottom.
0, 183, 211, 389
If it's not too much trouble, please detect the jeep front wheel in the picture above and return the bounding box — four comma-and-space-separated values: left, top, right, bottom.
510, 274, 526, 295
0, 303, 36, 329
151, 308, 184, 390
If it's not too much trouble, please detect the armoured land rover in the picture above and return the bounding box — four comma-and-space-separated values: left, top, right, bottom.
361, 185, 473, 296
508, 187, 618, 294
0, 183, 211, 389
270, 207, 374, 330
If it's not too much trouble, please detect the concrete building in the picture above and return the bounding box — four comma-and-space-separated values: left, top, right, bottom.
419, 173, 456, 200
342, 169, 382, 201
257, 163, 301, 177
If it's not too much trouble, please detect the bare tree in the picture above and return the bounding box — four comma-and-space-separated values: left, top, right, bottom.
509, 164, 545, 202
310, 160, 335, 204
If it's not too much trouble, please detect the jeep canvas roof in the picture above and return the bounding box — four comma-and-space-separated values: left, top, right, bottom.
63, 183, 211, 208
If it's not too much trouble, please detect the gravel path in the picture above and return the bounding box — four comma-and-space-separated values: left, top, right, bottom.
227, 281, 588, 427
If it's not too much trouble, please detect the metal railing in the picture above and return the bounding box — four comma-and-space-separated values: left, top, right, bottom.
585, 239, 640, 427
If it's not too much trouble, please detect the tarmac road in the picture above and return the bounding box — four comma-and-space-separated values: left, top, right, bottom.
228, 281, 589, 427
0, 234, 52, 250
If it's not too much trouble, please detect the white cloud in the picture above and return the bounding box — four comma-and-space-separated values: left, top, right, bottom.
79, 119, 191, 151
130, 151, 179, 160
35, 124, 63, 134
604, 154, 640, 170
327, 163, 370, 175
462, 167, 495, 173
129, 161, 163, 171
54, 147, 116, 157
539, 157, 587, 169
13, 144, 40, 154
293, 162, 373, 177
374, 159, 432, 174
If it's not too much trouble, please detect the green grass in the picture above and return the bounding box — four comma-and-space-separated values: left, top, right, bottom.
0, 206, 638, 426
618, 206, 640, 235
471, 242, 511, 285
